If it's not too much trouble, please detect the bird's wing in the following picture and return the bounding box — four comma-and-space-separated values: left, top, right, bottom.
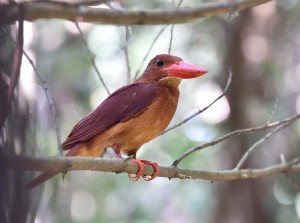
62, 82, 163, 148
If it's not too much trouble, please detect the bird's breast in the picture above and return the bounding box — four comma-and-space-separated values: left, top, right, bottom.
117, 86, 179, 153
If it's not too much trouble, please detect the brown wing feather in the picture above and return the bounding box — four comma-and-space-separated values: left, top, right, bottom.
62, 82, 163, 149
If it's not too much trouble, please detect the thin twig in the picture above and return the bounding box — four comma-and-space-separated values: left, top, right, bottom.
2, 0, 273, 25
52, 0, 107, 6
1, 151, 300, 181
163, 67, 232, 135
24, 53, 63, 156
124, 26, 131, 83
134, 0, 184, 79
281, 155, 300, 192
0, 5, 24, 129
172, 113, 300, 166
18, 0, 107, 6
133, 25, 168, 80
234, 122, 292, 170
168, 25, 175, 55
290, 156, 300, 165
168, 0, 184, 55
7, 6, 24, 105
106, 1, 132, 84
3, 28, 63, 156
74, 22, 110, 95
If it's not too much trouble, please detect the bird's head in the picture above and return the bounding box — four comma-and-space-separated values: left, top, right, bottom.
136, 54, 208, 86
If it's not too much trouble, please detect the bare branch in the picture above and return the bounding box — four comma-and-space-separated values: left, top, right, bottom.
3, 28, 63, 156
134, 0, 184, 79
164, 68, 232, 135
106, 1, 132, 84
168, 25, 175, 55
173, 113, 300, 167
2, 0, 273, 25
74, 22, 110, 95
168, 0, 184, 55
1, 152, 300, 181
23, 50, 63, 156
52, 0, 107, 6
124, 27, 131, 83
0, 5, 24, 129
7, 6, 24, 106
16, 0, 107, 6
234, 122, 292, 170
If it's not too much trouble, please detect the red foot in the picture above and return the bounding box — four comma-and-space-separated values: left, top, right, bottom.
141, 160, 159, 181
128, 159, 145, 181
128, 159, 159, 181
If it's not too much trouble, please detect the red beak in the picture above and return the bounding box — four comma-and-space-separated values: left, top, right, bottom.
164, 61, 208, 79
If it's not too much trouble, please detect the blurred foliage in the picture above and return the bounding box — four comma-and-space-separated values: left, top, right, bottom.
2, 0, 300, 223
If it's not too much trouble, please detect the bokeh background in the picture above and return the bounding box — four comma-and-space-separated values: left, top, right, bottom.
2, 0, 300, 222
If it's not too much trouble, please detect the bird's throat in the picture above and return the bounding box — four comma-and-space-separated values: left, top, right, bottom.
159, 77, 181, 89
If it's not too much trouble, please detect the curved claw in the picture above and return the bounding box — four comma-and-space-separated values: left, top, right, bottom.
140, 160, 159, 181
128, 159, 145, 181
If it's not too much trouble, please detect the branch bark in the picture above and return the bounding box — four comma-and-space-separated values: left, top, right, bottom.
1, 152, 300, 181
2, 0, 273, 25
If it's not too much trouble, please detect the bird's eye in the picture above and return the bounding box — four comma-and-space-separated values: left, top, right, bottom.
156, 59, 164, 67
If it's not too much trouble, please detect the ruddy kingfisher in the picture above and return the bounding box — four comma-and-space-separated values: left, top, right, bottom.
25, 54, 207, 189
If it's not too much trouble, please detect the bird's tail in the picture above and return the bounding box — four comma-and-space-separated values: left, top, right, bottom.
24, 171, 59, 190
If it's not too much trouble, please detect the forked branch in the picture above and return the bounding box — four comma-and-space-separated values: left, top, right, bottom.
173, 113, 300, 166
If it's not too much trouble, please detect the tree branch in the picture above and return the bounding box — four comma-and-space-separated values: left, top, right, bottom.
7, 5, 24, 106
2, 0, 273, 25
234, 121, 292, 170
1, 152, 300, 181
173, 113, 300, 166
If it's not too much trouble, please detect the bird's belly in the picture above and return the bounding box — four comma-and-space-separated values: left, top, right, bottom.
118, 113, 171, 152
117, 93, 178, 153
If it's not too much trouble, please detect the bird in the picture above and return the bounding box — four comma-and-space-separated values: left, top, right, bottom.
25, 54, 207, 189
